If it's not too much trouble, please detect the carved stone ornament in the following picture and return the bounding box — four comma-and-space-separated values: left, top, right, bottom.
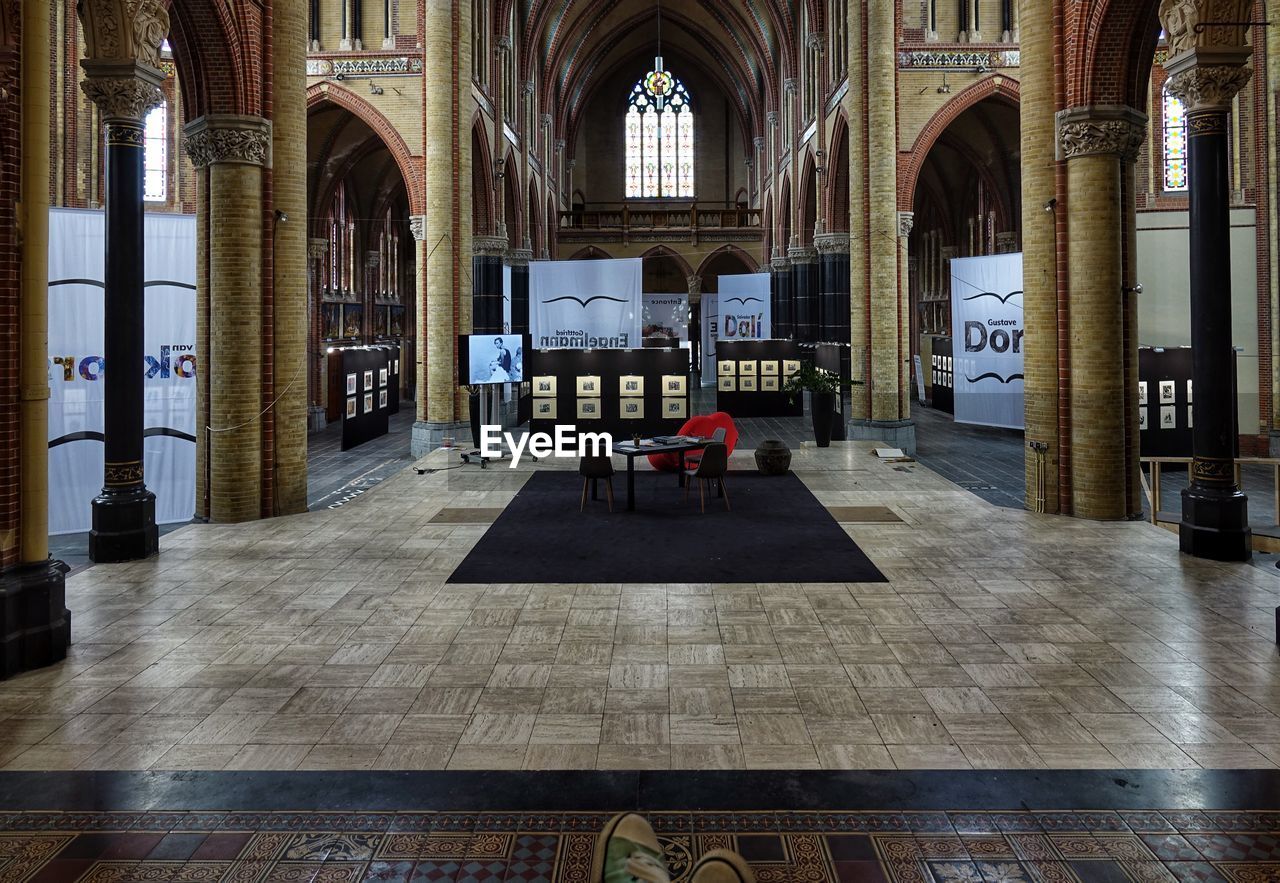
687, 274, 703, 297
307, 238, 330, 261
1055, 106, 1148, 162
897, 212, 915, 238
1159, 0, 1252, 56
814, 232, 851, 255
409, 216, 427, 241
766, 111, 779, 127
1166, 63, 1253, 113
788, 245, 817, 264
77, 0, 169, 67
753, 136, 766, 151
183, 115, 273, 168
472, 235, 508, 258
504, 248, 533, 268
770, 254, 792, 271
81, 68, 163, 121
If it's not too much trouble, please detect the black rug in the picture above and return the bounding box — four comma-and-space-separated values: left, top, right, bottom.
448, 470, 887, 584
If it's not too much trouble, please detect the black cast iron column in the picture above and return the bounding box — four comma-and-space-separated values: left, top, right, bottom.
506, 248, 533, 335
770, 253, 792, 339
82, 62, 163, 563
789, 245, 818, 343
1165, 40, 1253, 561
472, 237, 507, 335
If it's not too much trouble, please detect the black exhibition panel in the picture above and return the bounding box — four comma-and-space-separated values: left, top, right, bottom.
1139, 345, 1238, 458
714, 340, 804, 418
930, 337, 954, 414
527, 347, 690, 440
380, 344, 402, 416
338, 347, 392, 451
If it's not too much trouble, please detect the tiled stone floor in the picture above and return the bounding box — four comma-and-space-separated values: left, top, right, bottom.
7, 439, 1279, 772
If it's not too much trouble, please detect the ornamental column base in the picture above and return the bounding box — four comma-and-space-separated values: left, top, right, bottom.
1180, 486, 1251, 561
0, 560, 71, 680
412, 421, 471, 459
89, 487, 158, 563
308, 405, 328, 434
844, 418, 917, 457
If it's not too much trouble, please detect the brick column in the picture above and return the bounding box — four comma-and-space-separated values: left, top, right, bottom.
1162, 7, 1254, 560
413, 0, 472, 456
1018, 0, 1061, 513
1056, 105, 1146, 520
81, 61, 164, 562
1, 0, 70, 679
272, 0, 310, 515
185, 115, 271, 523
845, 0, 869, 421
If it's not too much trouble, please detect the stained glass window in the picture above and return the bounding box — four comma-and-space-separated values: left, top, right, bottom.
143, 102, 167, 202
1163, 86, 1188, 192
625, 69, 694, 198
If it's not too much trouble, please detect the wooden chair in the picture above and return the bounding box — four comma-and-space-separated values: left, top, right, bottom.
579, 454, 615, 512
684, 442, 730, 512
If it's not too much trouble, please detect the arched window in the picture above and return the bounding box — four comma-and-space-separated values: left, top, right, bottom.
1163, 85, 1188, 192
143, 101, 167, 202
625, 68, 694, 198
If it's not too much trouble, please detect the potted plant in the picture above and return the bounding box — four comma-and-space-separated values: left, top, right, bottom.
783, 362, 856, 447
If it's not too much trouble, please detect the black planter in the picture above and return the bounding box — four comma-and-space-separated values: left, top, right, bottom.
811, 392, 835, 447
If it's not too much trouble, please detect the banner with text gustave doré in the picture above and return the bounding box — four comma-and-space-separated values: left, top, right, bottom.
530, 258, 642, 348
950, 253, 1025, 430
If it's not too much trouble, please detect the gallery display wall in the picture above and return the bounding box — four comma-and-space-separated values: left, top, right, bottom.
715, 340, 804, 418
527, 348, 690, 439
331, 345, 401, 451
1138, 346, 1237, 458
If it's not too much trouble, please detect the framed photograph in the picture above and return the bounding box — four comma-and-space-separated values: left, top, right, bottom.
718, 376, 736, 392
374, 306, 389, 338
620, 400, 644, 420
345, 373, 357, 396
1139, 407, 1148, 431
533, 376, 557, 397
577, 398, 601, 419
1159, 380, 1176, 403
393, 359, 400, 374
576, 375, 601, 396
762, 376, 780, 392
363, 370, 374, 390
345, 397, 357, 419
738, 360, 757, 375
662, 375, 686, 396
932, 354, 939, 368
718, 360, 735, 376
1186, 379, 1193, 403
535, 399, 558, 419
1187, 405, 1193, 428
389, 305, 406, 337
379, 368, 388, 388
322, 303, 342, 340
761, 361, 779, 376
379, 389, 388, 408
620, 375, 645, 397
363, 392, 374, 414
783, 359, 801, 376
1160, 405, 1177, 429
343, 304, 363, 339
662, 397, 687, 419
1137, 381, 1148, 405
740, 376, 758, 392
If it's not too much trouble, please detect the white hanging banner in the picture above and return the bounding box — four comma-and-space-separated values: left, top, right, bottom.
950, 253, 1025, 430
718, 273, 772, 342
530, 258, 642, 348
700, 293, 718, 384
502, 263, 512, 333
642, 293, 688, 347
47, 208, 197, 535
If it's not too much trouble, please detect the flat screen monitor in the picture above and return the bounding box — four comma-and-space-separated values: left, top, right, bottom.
462, 333, 525, 385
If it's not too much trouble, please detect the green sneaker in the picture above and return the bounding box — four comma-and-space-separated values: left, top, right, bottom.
592, 812, 670, 883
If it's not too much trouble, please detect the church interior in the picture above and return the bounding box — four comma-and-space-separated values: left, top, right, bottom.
2, 0, 1280, 880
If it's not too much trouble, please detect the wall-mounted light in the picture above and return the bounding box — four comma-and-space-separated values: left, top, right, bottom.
1043, 198, 1057, 213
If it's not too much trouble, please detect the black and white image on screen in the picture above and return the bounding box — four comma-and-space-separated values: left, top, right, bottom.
469, 334, 524, 384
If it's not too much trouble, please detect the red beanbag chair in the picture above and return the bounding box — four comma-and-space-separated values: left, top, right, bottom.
647, 411, 739, 472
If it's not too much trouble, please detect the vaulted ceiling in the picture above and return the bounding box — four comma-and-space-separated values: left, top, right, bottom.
514, 0, 806, 146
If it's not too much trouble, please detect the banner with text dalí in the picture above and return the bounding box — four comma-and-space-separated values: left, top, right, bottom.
48, 208, 197, 534
530, 258, 642, 348
950, 253, 1024, 430
718, 273, 771, 342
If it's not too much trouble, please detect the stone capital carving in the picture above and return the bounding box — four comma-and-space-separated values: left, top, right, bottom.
814, 232, 850, 255
555, 139, 567, 154
1165, 61, 1253, 113
807, 32, 825, 53
788, 246, 817, 264
1159, 0, 1253, 56
183, 114, 273, 168
783, 78, 798, 95
80, 60, 164, 122
753, 136, 766, 152
687, 274, 702, 297
1055, 105, 1148, 162
770, 255, 792, 271
409, 216, 427, 241
496, 34, 512, 54
504, 248, 534, 268
472, 235, 509, 258
78, 0, 169, 68
897, 212, 915, 238
366, 251, 381, 268
540, 112, 553, 129
766, 111, 779, 127
307, 238, 329, 261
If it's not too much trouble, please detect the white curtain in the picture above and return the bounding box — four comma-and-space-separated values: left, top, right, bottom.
530, 258, 642, 348
48, 208, 197, 534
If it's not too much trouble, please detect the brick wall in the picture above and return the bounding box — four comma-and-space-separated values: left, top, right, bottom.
0, 20, 20, 569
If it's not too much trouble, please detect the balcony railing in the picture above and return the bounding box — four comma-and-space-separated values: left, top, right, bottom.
557, 203, 763, 244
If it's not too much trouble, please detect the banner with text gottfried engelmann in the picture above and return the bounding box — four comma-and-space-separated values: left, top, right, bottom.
717, 273, 771, 342
47, 208, 197, 534
950, 253, 1025, 430
530, 258, 642, 348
